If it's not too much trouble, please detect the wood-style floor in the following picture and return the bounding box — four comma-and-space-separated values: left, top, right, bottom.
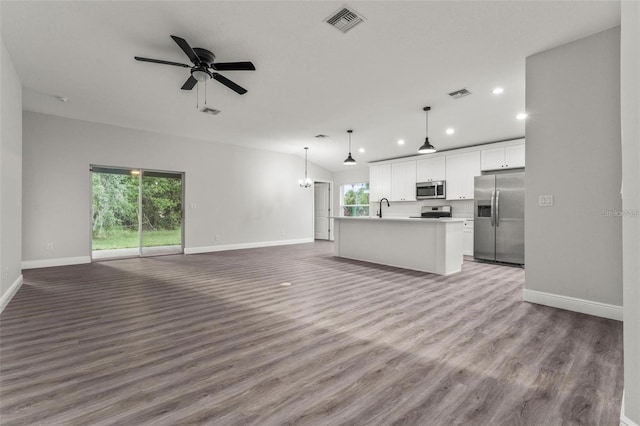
0, 242, 623, 425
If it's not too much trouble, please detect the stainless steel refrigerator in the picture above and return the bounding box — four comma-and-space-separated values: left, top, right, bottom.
474, 172, 525, 265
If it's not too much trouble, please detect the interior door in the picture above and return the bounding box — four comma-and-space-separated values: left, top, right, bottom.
473, 175, 496, 261
495, 172, 525, 264
140, 170, 184, 256
314, 182, 330, 240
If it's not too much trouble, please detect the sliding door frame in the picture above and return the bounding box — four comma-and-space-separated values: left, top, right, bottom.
90, 164, 185, 261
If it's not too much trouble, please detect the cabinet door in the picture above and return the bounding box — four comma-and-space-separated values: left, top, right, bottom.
381, 164, 392, 200
370, 164, 392, 201
463, 220, 474, 256
417, 156, 446, 182
403, 161, 417, 201
446, 151, 480, 200
370, 166, 382, 202
461, 151, 481, 199
505, 144, 525, 168
391, 161, 416, 201
481, 147, 505, 171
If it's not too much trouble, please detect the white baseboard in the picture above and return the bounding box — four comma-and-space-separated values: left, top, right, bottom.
621, 390, 640, 426
184, 238, 315, 255
0, 274, 23, 313
22, 256, 91, 270
522, 289, 623, 321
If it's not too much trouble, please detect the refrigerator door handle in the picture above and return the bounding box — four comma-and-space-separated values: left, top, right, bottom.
495, 190, 500, 227
490, 190, 495, 227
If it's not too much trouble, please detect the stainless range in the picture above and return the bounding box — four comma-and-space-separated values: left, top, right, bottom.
410, 205, 452, 219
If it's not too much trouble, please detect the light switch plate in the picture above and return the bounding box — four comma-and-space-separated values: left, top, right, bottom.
538, 195, 554, 206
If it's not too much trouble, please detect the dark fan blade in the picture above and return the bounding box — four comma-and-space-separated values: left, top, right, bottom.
170, 35, 200, 65
134, 57, 191, 68
212, 61, 256, 71
181, 75, 198, 90
212, 73, 247, 95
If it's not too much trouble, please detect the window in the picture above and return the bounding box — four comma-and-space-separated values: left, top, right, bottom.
341, 182, 370, 216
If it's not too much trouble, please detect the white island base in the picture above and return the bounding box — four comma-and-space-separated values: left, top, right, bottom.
333, 217, 464, 275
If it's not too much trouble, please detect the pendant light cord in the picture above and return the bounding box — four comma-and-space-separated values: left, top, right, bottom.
304, 147, 308, 178
424, 106, 431, 137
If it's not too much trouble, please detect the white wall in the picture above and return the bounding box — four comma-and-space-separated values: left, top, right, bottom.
524, 28, 622, 313
22, 112, 332, 264
621, 2, 640, 424
0, 36, 23, 310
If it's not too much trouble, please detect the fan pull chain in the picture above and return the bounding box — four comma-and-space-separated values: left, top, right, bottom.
204, 80, 207, 106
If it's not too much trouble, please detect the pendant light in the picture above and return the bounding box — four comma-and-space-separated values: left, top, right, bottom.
298, 147, 313, 188
418, 106, 437, 154
343, 129, 356, 165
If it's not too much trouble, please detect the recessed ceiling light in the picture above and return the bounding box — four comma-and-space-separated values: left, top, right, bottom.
516, 112, 528, 120
397, 139, 405, 145
446, 128, 455, 135
55, 96, 69, 103
492, 87, 504, 95
359, 148, 365, 153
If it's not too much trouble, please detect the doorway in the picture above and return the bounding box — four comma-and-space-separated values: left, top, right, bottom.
314, 181, 332, 240
91, 166, 184, 260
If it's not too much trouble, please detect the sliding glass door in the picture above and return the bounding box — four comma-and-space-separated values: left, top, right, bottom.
140, 170, 183, 257
91, 166, 184, 260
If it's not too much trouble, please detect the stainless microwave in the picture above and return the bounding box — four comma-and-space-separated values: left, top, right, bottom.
416, 181, 446, 199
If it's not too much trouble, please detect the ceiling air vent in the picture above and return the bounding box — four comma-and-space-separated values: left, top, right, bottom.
449, 88, 471, 99
315, 134, 328, 138
325, 7, 365, 33
200, 107, 220, 115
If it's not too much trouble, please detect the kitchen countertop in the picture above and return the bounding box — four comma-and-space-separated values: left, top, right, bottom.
333, 216, 465, 223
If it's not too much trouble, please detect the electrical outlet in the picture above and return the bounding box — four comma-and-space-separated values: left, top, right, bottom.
3, 267, 8, 280
190, 202, 197, 209
538, 195, 554, 206
46, 242, 54, 250
214, 234, 220, 241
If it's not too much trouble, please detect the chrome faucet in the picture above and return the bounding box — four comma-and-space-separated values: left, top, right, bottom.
377, 198, 390, 218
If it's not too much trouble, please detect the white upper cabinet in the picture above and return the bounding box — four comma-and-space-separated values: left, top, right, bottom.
445, 151, 481, 200
369, 140, 521, 204
416, 156, 446, 182
391, 160, 417, 201
505, 144, 526, 168
369, 164, 392, 202
480, 140, 525, 171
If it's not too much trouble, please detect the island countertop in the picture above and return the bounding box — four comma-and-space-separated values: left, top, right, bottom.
333, 216, 464, 275
333, 216, 465, 223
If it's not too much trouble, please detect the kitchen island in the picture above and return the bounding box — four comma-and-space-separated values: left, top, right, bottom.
333, 217, 464, 275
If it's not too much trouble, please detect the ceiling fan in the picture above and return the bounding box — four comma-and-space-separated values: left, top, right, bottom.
135, 35, 255, 95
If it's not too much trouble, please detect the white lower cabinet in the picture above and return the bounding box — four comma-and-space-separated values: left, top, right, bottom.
463, 219, 474, 256
445, 151, 481, 200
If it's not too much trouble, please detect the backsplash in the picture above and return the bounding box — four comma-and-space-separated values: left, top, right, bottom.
369, 199, 474, 218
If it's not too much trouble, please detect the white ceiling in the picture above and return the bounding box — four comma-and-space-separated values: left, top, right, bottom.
1, 1, 620, 172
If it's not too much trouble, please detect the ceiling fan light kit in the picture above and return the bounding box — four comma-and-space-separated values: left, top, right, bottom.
418, 106, 437, 154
